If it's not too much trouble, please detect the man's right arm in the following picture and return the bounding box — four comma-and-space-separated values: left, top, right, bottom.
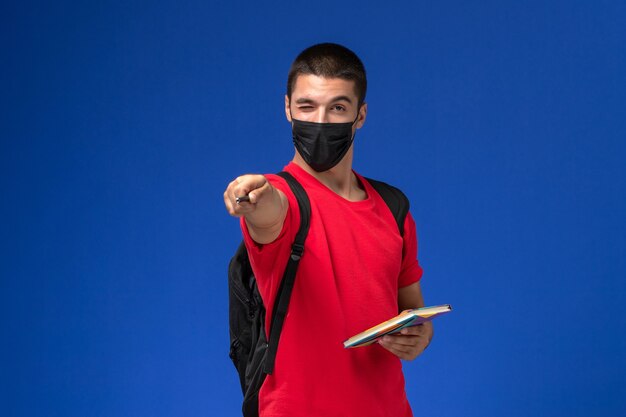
223, 174, 289, 244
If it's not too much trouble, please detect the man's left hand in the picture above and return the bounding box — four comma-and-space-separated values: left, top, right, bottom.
378, 322, 433, 361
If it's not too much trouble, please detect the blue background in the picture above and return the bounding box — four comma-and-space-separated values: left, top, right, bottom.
2, 1, 625, 416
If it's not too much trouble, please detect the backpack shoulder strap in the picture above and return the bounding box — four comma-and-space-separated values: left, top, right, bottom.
365, 178, 410, 237
263, 171, 311, 374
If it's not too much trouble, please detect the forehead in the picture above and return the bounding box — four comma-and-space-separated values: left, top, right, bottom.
291, 74, 358, 103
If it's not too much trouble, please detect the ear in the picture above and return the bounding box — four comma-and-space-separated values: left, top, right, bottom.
356, 102, 367, 129
285, 95, 292, 122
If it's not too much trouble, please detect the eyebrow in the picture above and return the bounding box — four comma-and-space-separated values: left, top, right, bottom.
294, 95, 353, 105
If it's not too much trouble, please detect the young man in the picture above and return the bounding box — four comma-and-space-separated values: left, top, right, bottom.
223, 43, 433, 417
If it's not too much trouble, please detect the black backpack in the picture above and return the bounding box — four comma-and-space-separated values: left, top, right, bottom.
228, 172, 409, 417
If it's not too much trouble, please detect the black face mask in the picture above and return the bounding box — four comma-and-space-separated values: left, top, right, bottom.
291, 113, 359, 172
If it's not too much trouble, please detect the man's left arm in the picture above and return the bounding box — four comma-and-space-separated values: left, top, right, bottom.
378, 282, 434, 360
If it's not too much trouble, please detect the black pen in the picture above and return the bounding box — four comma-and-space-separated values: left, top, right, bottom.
236, 195, 251, 204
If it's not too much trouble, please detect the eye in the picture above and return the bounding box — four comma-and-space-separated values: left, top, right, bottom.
298, 105, 314, 112
331, 104, 346, 112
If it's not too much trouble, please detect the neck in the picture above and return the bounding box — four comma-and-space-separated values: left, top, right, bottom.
292, 147, 365, 201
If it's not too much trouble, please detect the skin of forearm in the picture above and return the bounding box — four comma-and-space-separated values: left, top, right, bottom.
245, 185, 287, 244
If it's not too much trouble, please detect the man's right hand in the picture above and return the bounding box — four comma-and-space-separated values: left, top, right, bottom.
223, 174, 288, 244
224, 175, 272, 217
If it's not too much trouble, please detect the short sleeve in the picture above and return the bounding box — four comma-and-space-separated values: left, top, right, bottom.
239, 174, 301, 333
239, 174, 299, 253
398, 211, 423, 288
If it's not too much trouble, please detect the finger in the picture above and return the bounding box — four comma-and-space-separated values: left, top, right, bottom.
224, 178, 257, 216
246, 180, 270, 204
228, 178, 252, 205
224, 187, 237, 214
380, 337, 427, 360
226, 179, 241, 201
399, 325, 426, 336
378, 341, 415, 360
235, 175, 267, 196
383, 341, 415, 355
224, 189, 247, 217
381, 334, 422, 347
230, 176, 267, 204
231, 178, 249, 203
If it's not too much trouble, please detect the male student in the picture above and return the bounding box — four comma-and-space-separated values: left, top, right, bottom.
223, 43, 433, 417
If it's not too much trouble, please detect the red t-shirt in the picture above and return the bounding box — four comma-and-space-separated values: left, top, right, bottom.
241, 162, 423, 417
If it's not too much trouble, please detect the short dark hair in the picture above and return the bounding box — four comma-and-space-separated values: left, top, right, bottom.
287, 43, 367, 106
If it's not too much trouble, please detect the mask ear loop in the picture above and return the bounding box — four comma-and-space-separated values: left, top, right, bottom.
351, 103, 364, 126
348, 104, 364, 142
288, 99, 300, 129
